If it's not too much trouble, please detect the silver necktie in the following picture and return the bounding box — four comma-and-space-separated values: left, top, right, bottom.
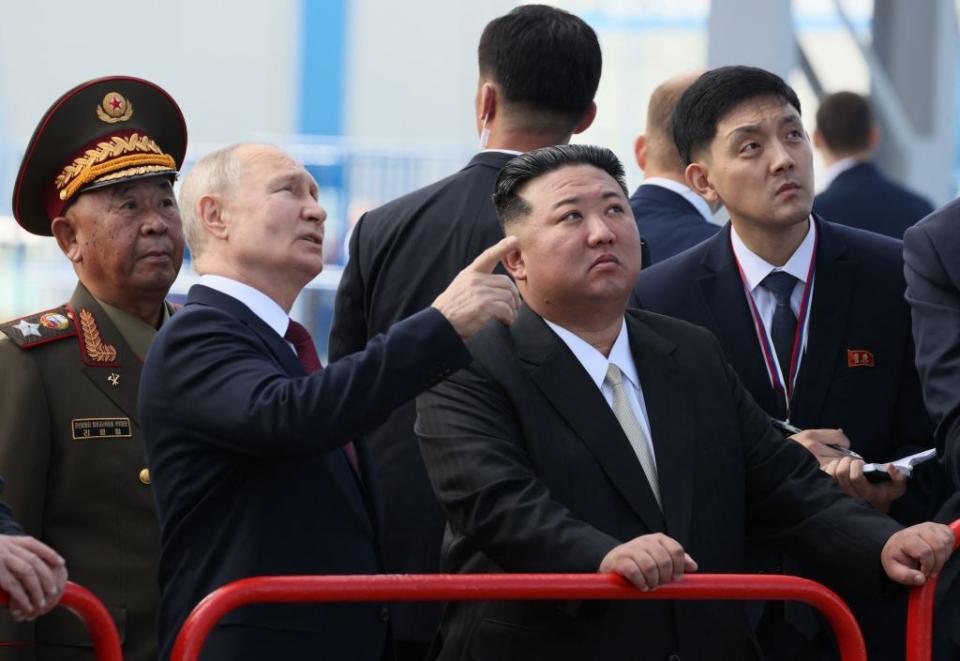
605, 363, 661, 508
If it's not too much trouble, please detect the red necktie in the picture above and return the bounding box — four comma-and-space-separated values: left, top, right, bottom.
284, 320, 361, 476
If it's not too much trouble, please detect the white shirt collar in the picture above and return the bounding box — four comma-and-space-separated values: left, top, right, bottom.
543, 318, 639, 391
820, 157, 860, 189
730, 217, 817, 292
641, 177, 713, 224
481, 148, 523, 156
198, 274, 290, 339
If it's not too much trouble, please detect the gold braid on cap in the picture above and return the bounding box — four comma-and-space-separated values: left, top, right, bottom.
55, 133, 176, 202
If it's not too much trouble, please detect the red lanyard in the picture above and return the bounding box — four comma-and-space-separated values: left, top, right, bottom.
731, 231, 817, 414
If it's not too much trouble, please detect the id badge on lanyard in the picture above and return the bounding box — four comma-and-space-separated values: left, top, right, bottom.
732, 233, 817, 420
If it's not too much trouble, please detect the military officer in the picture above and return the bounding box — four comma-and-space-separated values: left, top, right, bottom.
0, 76, 187, 660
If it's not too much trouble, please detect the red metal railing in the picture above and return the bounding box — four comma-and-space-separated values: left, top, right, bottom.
0, 581, 122, 661
171, 573, 866, 661
906, 518, 960, 661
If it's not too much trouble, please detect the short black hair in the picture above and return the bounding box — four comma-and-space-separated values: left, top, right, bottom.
672, 65, 802, 165
816, 91, 873, 153
493, 144, 627, 228
478, 5, 602, 129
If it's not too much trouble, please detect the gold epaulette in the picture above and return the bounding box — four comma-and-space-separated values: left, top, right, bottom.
0, 305, 77, 348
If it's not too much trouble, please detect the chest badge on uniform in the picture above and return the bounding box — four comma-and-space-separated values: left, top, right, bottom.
107, 372, 120, 387
847, 349, 875, 368
71, 417, 132, 440
78, 309, 118, 363
11, 319, 41, 339
39, 312, 70, 330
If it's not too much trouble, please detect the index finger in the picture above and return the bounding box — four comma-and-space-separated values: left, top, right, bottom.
468, 236, 519, 274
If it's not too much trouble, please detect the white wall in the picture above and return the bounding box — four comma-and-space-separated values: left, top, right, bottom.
0, 0, 302, 148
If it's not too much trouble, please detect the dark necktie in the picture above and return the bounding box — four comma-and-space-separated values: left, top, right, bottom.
284, 320, 361, 475
760, 271, 799, 385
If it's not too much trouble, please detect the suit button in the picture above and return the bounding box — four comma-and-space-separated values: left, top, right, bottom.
138, 468, 152, 485
377, 606, 389, 622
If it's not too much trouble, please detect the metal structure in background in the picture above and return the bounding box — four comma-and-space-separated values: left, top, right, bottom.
171, 573, 869, 661
839, 0, 957, 206
708, 0, 958, 206
0, 582, 122, 661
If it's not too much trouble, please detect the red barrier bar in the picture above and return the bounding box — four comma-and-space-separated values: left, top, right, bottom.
172, 573, 866, 661
0, 581, 122, 661
906, 519, 960, 661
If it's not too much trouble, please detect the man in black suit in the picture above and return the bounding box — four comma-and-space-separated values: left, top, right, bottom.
630, 71, 719, 264
415, 143, 955, 661
633, 66, 945, 660
814, 91, 933, 239
140, 143, 521, 660
328, 6, 601, 656
904, 202, 960, 658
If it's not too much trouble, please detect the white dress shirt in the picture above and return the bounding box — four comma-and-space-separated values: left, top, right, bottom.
544, 318, 657, 467
641, 177, 714, 224
730, 218, 817, 385
198, 274, 297, 356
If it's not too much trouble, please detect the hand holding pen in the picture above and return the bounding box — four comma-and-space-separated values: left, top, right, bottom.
771, 419, 864, 464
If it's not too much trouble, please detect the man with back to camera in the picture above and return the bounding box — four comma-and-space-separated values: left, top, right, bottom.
904, 201, 960, 659
414, 142, 955, 661
140, 142, 520, 660
632, 66, 947, 660
813, 91, 933, 239
0, 76, 187, 660
328, 6, 602, 656
630, 71, 719, 264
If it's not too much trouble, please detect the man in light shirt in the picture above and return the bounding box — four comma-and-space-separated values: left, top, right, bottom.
813, 91, 933, 239
633, 65, 947, 661
630, 71, 720, 264
415, 143, 954, 661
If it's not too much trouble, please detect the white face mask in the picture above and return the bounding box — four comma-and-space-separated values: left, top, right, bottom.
478, 115, 490, 150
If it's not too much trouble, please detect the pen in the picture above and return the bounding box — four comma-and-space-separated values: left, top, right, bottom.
772, 419, 864, 460
771, 418, 802, 435
825, 443, 864, 460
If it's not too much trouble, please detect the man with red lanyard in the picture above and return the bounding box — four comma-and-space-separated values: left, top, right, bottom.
633, 66, 948, 661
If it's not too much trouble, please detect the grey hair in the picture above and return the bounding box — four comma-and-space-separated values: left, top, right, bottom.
178, 144, 244, 260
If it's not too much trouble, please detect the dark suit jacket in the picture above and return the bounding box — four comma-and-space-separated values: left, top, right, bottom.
634, 217, 945, 661
904, 200, 960, 657
814, 161, 934, 239
416, 305, 900, 661
634, 218, 940, 521
328, 151, 513, 641
0, 478, 23, 535
140, 284, 470, 660
629, 183, 719, 265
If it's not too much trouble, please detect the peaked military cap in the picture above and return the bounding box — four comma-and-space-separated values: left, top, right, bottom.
12, 75, 187, 236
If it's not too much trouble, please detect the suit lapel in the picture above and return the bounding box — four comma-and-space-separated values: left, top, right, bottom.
513, 306, 666, 533
188, 285, 304, 376
696, 228, 781, 414
187, 284, 378, 529
69, 284, 144, 428
790, 218, 853, 423
625, 313, 695, 546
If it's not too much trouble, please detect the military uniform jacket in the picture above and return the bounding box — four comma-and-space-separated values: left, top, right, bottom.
0, 283, 164, 661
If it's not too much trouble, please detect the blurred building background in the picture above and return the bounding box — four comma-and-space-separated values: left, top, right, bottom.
1, 0, 957, 355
